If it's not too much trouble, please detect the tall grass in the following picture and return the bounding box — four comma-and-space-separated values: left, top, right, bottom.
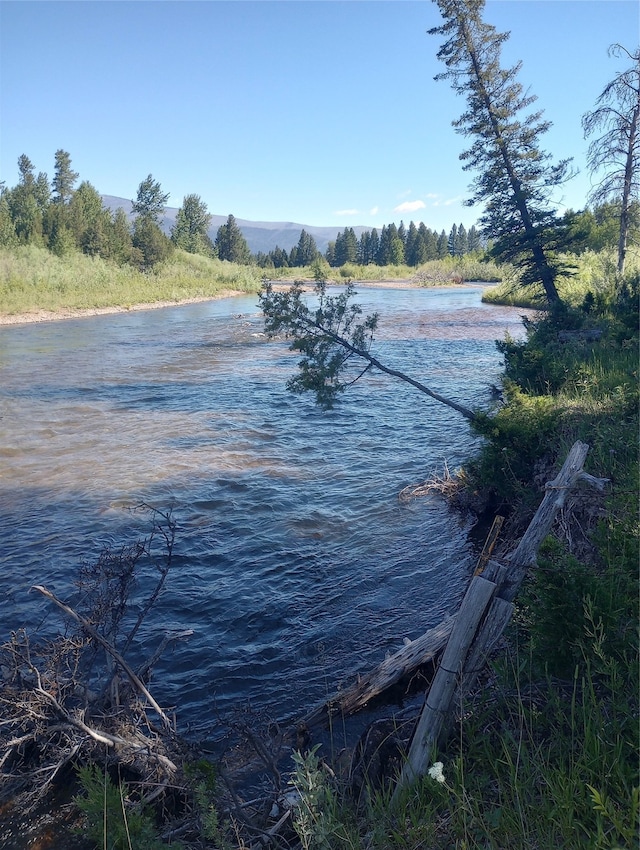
0, 245, 263, 315
262, 256, 504, 284
482, 246, 640, 308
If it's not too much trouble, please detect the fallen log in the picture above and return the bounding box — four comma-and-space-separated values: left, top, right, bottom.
392, 440, 609, 799
303, 616, 454, 727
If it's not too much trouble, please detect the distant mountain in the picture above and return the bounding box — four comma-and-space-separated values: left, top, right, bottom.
101, 195, 370, 255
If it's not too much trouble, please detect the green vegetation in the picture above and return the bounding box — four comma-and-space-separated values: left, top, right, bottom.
482, 246, 640, 308
0, 244, 263, 316
75, 764, 183, 850
260, 273, 639, 850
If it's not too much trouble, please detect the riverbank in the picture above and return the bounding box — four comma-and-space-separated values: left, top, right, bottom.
0, 278, 485, 326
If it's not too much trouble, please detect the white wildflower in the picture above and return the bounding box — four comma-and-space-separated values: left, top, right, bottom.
428, 761, 445, 784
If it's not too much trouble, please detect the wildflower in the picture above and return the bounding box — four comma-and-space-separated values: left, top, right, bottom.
428, 761, 445, 784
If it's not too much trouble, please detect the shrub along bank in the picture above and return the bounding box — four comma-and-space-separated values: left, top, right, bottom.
280, 277, 639, 849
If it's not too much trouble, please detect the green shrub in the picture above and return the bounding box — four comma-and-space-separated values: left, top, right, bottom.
74, 764, 180, 850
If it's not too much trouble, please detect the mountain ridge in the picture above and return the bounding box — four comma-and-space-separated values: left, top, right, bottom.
101, 195, 370, 255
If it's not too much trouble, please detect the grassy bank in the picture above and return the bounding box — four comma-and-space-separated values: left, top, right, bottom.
0, 245, 264, 316
482, 247, 640, 308
0, 246, 503, 319
266, 255, 503, 284
276, 280, 639, 849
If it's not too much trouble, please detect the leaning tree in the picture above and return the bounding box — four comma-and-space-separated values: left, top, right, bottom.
430, 0, 573, 308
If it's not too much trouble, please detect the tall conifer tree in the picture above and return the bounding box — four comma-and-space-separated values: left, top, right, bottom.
430, 0, 571, 306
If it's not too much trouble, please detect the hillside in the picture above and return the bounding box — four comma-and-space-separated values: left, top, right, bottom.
100, 195, 370, 255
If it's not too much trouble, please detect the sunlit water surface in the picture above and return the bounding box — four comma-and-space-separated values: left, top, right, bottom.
0, 285, 528, 731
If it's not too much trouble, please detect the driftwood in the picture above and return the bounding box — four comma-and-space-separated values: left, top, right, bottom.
303, 617, 453, 727
392, 441, 609, 798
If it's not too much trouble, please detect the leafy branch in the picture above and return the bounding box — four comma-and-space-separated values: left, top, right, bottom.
259, 278, 476, 421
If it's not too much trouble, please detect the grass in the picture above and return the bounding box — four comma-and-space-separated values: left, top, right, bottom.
482, 246, 640, 308
0, 245, 504, 318
0, 244, 264, 315
265, 255, 504, 284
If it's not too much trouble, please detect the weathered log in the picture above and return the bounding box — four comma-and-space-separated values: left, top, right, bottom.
482, 441, 609, 601
392, 440, 608, 799
303, 617, 454, 727
393, 576, 497, 795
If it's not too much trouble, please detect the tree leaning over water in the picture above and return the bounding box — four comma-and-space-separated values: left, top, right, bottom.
430, 0, 572, 307
583, 44, 640, 276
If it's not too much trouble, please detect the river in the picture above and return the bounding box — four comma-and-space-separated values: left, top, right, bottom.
0, 284, 527, 734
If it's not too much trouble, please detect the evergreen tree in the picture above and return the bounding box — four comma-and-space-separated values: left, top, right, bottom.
430, 0, 571, 306
422, 224, 439, 260
132, 174, 169, 225
389, 235, 405, 265
369, 228, 380, 264
448, 223, 458, 255
132, 215, 173, 270
0, 191, 17, 247
17, 154, 35, 188
52, 149, 78, 205
291, 229, 319, 267
454, 223, 468, 256
357, 231, 371, 265
334, 227, 357, 266
105, 207, 134, 265
7, 156, 45, 244
467, 224, 482, 252
583, 44, 640, 275
171, 194, 213, 255
397, 220, 407, 248
215, 214, 251, 263
437, 229, 449, 258
405, 221, 420, 266
68, 181, 110, 256
376, 225, 391, 265
325, 241, 336, 267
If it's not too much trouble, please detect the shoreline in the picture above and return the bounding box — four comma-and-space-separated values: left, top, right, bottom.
0, 279, 484, 327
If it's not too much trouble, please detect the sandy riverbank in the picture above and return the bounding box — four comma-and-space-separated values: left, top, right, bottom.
0, 279, 475, 326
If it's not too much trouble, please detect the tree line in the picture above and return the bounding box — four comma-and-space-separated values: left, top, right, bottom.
1, 26, 636, 281
0, 158, 251, 272
255, 220, 484, 270
0, 155, 488, 272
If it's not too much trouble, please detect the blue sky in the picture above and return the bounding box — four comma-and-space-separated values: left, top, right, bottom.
1, 1, 638, 233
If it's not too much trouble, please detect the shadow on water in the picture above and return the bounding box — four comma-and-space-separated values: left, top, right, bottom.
0, 286, 528, 731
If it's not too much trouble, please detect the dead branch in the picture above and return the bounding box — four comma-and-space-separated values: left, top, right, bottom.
30, 585, 173, 731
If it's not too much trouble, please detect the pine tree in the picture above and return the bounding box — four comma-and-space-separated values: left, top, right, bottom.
291, 229, 319, 267
467, 224, 482, 252
132, 215, 173, 270
430, 0, 571, 306
422, 224, 439, 260
454, 223, 468, 256
437, 229, 449, 258
7, 155, 45, 244
215, 214, 251, 263
448, 223, 458, 255
52, 149, 78, 205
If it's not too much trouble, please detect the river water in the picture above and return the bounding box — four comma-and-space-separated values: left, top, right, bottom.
0, 284, 527, 733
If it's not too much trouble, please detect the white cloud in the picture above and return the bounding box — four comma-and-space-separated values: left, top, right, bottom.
394, 200, 426, 213
334, 208, 359, 216
369, 206, 379, 216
